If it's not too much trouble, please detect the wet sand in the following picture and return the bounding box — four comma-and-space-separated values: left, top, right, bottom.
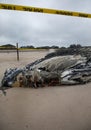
0, 51, 91, 130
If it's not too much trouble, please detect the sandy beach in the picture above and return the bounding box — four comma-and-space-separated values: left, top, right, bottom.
0, 50, 91, 130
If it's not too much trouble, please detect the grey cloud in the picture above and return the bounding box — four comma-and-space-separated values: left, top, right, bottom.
0, 0, 91, 47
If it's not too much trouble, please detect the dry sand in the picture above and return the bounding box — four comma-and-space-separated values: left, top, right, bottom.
0, 51, 91, 130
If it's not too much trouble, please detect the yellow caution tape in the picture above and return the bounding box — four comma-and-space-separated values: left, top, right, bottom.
0, 3, 91, 18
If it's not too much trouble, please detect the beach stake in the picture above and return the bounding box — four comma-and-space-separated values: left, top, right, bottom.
16, 43, 19, 61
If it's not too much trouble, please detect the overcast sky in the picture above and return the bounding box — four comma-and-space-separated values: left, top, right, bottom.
0, 0, 91, 47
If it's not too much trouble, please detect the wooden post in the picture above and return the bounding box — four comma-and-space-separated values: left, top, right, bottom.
16, 43, 19, 61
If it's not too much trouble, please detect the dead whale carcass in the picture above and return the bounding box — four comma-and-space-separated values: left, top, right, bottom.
0, 55, 87, 91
